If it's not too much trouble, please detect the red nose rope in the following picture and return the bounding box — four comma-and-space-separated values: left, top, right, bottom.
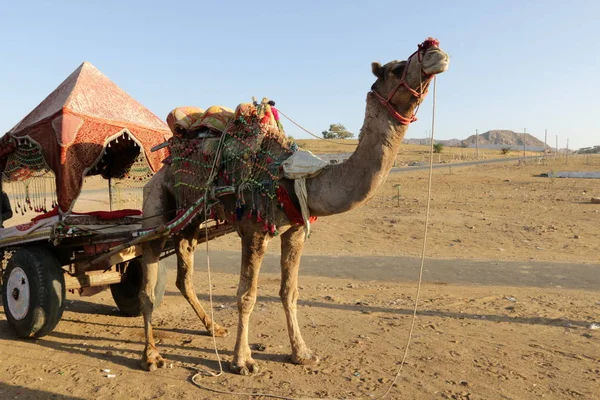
370, 37, 440, 125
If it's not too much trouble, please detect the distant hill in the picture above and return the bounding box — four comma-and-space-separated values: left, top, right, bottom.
404, 130, 550, 152
462, 130, 546, 148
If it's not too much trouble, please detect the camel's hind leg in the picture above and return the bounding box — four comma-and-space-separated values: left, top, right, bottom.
174, 229, 229, 337
140, 237, 168, 371
139, 169, 170, 371
280, 225, 319, 365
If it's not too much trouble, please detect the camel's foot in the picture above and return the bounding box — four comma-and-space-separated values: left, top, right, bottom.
207, 324, 229, 338
291, 348, 320, 366
141, 347, 167, 372
230, 357, 259, 375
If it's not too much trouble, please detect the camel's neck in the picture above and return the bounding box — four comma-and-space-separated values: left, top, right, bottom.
305, 94, 409, 216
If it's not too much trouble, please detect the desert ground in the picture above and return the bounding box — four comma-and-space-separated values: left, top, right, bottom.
1, 147, 599, 399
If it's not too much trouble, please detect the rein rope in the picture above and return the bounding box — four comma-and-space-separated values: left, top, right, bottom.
277, 109, 358, 146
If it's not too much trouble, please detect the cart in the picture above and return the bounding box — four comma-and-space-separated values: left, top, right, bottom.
0, 62, 235, 338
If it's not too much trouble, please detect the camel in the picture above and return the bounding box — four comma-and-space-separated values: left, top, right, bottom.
138, 38, 449, 375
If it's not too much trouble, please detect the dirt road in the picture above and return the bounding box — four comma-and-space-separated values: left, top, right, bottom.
184, 250, 600, 290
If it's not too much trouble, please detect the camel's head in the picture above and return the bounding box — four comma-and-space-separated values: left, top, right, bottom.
370, 38, 449, 125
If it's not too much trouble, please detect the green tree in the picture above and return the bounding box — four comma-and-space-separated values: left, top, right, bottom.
322, 123, 355, 139
433, 143, 444, 153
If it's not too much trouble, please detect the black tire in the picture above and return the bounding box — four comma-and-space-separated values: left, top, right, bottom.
110, 257, 166, 317
1, 246, 66, 338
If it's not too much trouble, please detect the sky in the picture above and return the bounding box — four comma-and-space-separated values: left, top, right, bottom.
1, 0, 598, 150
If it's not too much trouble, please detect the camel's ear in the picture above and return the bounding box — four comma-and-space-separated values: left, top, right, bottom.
371, 62, 384, 78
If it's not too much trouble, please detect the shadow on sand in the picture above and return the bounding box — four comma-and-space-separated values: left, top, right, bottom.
0, 289, 591, 373
0, 383, 86, 400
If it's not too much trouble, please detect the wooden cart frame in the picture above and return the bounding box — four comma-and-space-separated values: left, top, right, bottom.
0, 195, 234, 338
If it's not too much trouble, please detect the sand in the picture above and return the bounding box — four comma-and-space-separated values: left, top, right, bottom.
1, 155, 599, 399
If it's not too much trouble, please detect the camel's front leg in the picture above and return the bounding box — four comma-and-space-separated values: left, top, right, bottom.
230, 230, 268, 375
140, 238, 168, 371
280, 225, 319, 365
174, 231, 229, 337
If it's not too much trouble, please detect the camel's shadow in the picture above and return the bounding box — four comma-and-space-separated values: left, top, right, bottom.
168, 292, 593, 329
61, 294, 593, 329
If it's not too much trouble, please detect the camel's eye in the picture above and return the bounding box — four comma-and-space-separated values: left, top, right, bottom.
391, 63, 406, 76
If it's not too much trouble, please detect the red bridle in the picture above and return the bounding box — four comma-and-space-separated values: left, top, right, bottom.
370, 38, 440, 125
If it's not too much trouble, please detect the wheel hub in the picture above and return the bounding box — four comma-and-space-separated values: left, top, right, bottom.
6, 267, 30, 321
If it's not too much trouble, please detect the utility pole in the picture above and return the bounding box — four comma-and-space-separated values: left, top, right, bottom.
475, 129, 479, 159
566, 139, 569, 165
523, 128, 527, 157
555, 135, 558, 159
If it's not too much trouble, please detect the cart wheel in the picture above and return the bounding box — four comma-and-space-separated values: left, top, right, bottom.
110, 257, 166, 317
1, 246, 66, 338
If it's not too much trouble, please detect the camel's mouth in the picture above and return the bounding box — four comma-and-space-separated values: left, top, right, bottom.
422, 47, 450, 75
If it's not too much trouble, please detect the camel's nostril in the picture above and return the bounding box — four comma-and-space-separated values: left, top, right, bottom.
422, 51, 450, 75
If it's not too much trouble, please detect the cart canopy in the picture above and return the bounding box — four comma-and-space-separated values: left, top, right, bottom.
1, 62, 171, 214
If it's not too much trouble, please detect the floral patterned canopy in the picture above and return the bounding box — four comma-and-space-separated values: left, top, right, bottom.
1, 62, 171, 214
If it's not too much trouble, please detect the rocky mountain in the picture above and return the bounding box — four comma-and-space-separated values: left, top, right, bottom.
462, 130, 546, 148
404, 130, 549, 151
